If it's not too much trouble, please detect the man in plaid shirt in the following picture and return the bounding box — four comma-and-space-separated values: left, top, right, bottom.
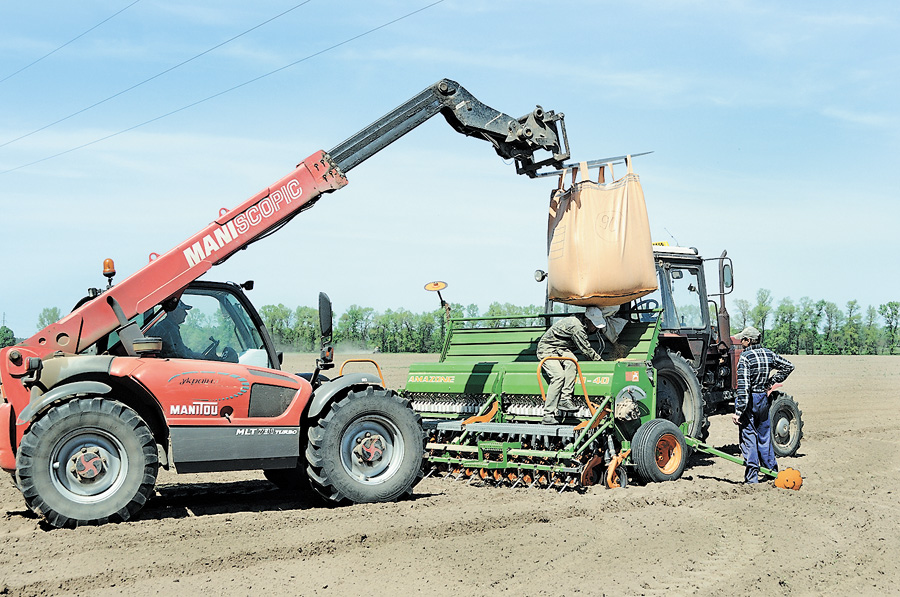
732, 326, 794, 483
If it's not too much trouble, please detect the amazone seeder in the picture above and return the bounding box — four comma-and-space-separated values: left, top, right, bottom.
404, 307, 687, 489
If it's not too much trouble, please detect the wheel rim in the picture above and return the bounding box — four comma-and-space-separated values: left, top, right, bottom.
49, 427, 128, 504
656, 372, 687, 427
339, 414, 404, 485
655, 433, 682, 475
772, 408, 796, 445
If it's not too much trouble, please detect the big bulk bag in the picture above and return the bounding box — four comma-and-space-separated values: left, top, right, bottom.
547, 157, 657, 306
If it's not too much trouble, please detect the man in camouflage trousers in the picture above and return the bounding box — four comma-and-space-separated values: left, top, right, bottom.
537, 307, 606, 425
733, 326, 794, 484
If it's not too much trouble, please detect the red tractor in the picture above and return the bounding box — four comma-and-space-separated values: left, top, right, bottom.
0, 79, 570, 527
642, 243, 803, 457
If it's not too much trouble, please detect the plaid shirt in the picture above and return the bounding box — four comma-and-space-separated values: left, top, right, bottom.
735, 344, 794, 416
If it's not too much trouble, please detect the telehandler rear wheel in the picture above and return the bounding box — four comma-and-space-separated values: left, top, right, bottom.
15, 398, 158, 528
769, 393, 803, 458
305, 387, 424, 504
632, 418, 687, 483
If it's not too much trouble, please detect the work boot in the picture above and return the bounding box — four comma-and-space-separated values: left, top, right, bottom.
558, 398, 579, 412
542, 414, 561, 425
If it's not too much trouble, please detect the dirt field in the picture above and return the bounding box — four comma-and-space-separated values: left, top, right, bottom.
2, 354, 898, 596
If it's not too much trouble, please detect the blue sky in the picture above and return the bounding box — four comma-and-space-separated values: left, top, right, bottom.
1, 1, 898, 337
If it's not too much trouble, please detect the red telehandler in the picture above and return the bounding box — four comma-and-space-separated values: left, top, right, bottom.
0, 79, 570, 527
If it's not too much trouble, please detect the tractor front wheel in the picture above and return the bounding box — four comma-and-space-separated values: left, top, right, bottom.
632, 418, 687, 483
305, 387, 424, 504
15, 398, 158, 528
769, 393, 803, 458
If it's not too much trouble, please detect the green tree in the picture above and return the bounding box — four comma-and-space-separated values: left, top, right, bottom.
370, 309, 403, 352
750, 289, 773, 338
879, 302, 900, 355
291, 306, 319, 352
260, 304, 293, 348
768, 298, 797, 354
37, 307, 61, 330
0, 325, 15, 348
842, 300, 862, 355
796, 297, 817, 355
819, 301, 845, 354
863, 305, 880, 355
733, 299, 751, 332
335, 305, 374, 348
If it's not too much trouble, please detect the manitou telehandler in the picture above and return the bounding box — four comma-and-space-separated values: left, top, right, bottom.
0, 79, 571, 528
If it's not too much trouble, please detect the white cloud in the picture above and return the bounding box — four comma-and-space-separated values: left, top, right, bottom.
821, 107, 895, 128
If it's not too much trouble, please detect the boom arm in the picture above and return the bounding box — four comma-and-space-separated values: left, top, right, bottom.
3, 79, 569, 376
330, 78, 569, 177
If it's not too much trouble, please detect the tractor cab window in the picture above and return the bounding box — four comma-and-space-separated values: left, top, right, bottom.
142, 288, 272, 367
647, 264, 708, 330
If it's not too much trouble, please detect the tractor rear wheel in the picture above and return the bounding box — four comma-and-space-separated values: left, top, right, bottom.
652, 350, 707, 441
632, 418, 687, 483
305, 387, 424, 504
769, 393, 803, 458
15, 398, 158, 528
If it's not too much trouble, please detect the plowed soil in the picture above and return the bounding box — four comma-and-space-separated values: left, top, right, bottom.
2, 354, 898, 596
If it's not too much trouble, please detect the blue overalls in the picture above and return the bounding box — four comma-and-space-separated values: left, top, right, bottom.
740, 391, 778, 483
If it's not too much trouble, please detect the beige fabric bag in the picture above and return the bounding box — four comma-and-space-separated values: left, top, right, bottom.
547, 157, 657, 306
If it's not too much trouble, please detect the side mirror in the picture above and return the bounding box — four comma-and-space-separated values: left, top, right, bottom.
318, 292, 334, 367
722, 263, 733, 289
318, 292, 333, 343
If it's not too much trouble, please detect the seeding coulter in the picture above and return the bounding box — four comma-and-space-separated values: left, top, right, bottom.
405, 311, 690, 489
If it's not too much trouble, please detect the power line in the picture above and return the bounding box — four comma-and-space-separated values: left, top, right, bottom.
0, 0, 141, 86
0, 0, 445, 175
0, 0, 316, 150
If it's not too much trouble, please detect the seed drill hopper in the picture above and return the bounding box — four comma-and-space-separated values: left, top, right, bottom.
404, 309, 691, 489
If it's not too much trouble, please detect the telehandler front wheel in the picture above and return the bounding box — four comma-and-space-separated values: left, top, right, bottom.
305, 387, 424, 504
15, 398, 158, 528
632, 418, 687, 483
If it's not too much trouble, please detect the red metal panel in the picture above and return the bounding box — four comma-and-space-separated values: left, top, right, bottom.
0, 402, 15, 471
110, 357, 313, 427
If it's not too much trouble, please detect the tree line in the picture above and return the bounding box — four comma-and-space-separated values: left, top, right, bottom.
4, 294, 898, 355
259, 302, 544, 353
731, 290, 899, 355
260, 291, 900, 355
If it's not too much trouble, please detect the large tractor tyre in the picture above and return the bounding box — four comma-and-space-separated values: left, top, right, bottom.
263, 463, 310, 491
769, 393, 803, 458
305, 387, 425, 505
631, 418, 687, 483
652, 350, 707, 441
15, 398, 158, 528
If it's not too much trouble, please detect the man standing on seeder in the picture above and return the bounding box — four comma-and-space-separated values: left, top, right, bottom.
537, 307, 609, 425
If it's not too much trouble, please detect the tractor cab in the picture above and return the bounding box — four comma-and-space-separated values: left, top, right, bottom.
647, 244, 716, 368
